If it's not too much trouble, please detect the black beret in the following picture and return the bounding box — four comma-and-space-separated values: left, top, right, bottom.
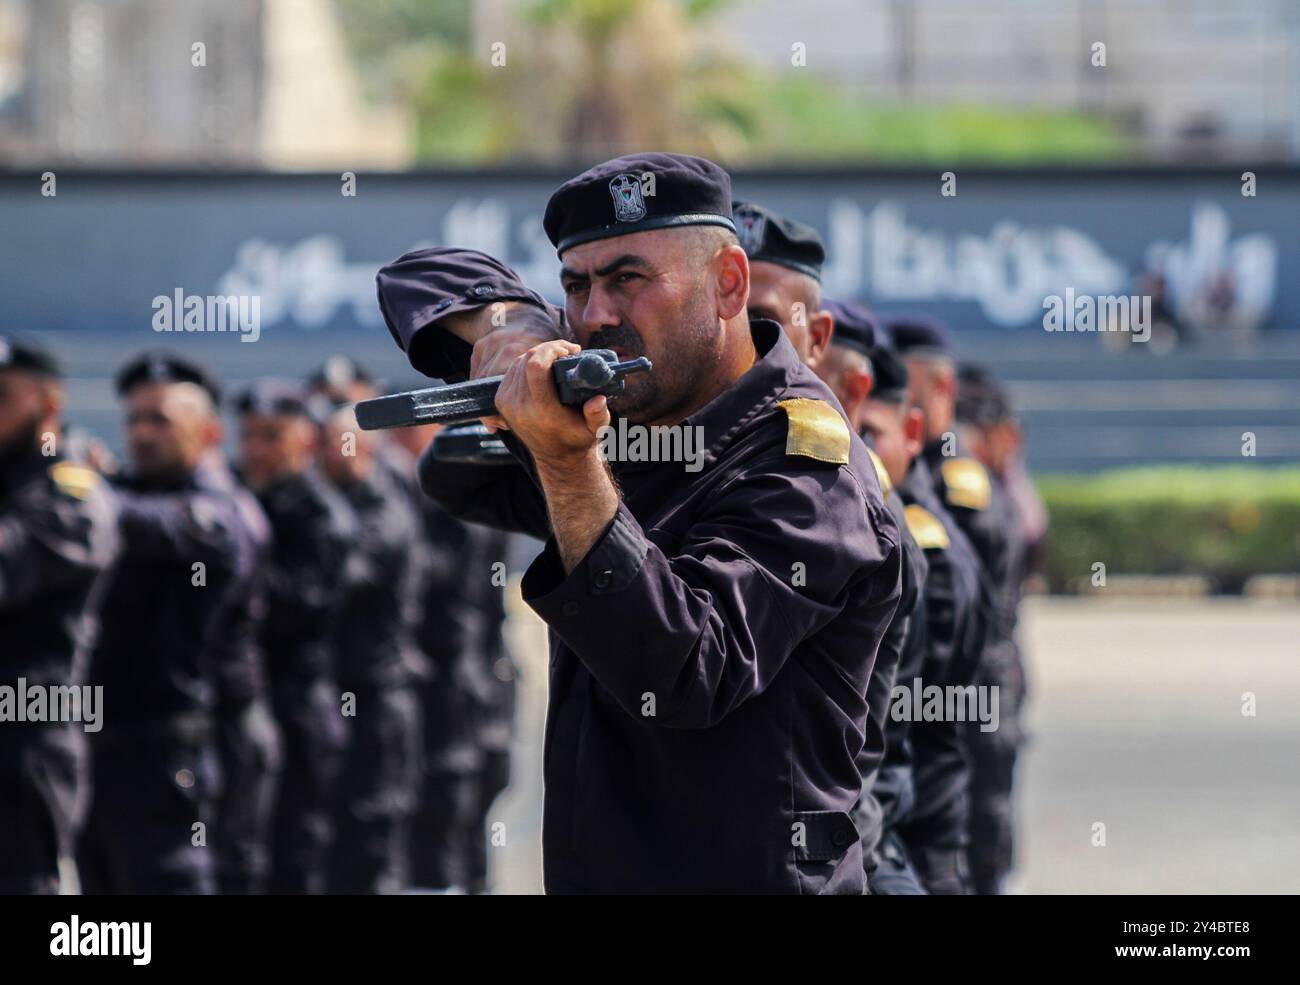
825, 300, 909, 403
824, 298, 884, 359
886, 314, 953, 358
232, 378, 312, 419
543, 152, 736, 255
732, 201, 825, 281
957, 362, 1012, 425
116, 351, 221, 403
0, 333, 60, 377
307, 354, 374, 392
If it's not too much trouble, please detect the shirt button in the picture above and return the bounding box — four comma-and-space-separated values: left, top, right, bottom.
434, 298, 452, 311
593, 569, 613, 590
471, 285, 495, 298
833, 827, 852, 848
561, 600, 581, 617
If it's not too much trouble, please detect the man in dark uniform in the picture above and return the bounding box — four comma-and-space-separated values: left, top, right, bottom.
814, 301, 929, 893
859, 325, 989, 895
375, 152, 902, 893
79, 354, 245, 894
0, 334, 119, 894
200, 430, 281, 896
728, 204, 924, 891
234, 379, 355, 894
888, 319, 1023, 895
387, 420, 517, 894
320, 401, 422, 894
956, 363, 1033, 895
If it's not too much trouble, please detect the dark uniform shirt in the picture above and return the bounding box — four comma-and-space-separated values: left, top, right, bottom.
92, 463, 244, 726
0, 451, 119, 686
895, 456, 988, 849
254, 469, 356, 681
198, 459, 272, 709
379, 250, 902, 893
332, 467, 421, 691
853, 462, 928, 856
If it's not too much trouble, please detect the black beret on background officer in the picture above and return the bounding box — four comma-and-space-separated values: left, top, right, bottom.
78, 352, 245, 894
376, 151, 902, 893
732, 200, 833, 366
234, 379, 356, 894
853, 326, 990, 894
0, 335, 119, 894
319, 400, 422, 894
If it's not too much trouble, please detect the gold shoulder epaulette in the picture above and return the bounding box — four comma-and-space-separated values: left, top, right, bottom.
776, 398, 849, 465
904, 503, 950, 550
865, 447, 892, 496
49, 461, 100, 501
941, 457, 991, 510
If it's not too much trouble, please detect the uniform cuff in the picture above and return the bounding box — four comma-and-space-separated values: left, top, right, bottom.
522, 502, 648, 620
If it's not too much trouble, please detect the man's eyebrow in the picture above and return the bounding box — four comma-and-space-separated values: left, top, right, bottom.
560, 254, 650, 283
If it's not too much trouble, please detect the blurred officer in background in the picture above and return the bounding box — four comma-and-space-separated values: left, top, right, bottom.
79, 354, 244, 894
234, 379, 355, 894
815, 302, 929, 893
202, 409, 280, 896
733, 202, 924, 891
0, 335, 119, 894
731, 200, 833, 369
319, 401, 422, 894
888, 318, 1025, 894
386, 419, 517, 893
956, 363, 1037, 895
860, 327, 989, 895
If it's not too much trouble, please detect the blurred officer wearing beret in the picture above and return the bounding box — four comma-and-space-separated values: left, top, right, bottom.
234, 379, 357, 894
888, 317, 1025, 893
79, 352, 251, 893
810, 300, 928, 892
374, 152, 902, 894
956, 362, 1035, 895
0, 334, 119, 894
850, 322, 989, 894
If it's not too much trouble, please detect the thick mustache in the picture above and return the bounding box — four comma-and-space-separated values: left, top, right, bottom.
588, 324, 645, 356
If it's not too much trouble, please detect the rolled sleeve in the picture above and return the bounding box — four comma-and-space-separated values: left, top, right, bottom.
376, 247, 552, 380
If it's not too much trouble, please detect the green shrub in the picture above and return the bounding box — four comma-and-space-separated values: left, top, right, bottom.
1036, 467, 1300, 592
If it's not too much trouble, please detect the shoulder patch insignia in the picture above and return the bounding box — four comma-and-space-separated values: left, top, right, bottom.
904, 504, 950, 551
865, 447, 892, 496
941, 457, 991, 510
49, 461, 100, 501
776, 398, 850, 465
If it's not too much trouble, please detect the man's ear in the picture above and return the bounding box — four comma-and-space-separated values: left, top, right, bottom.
715, 244, 750, 321
839, 366, 873, 424
902, 406, 925, 457
806, 309, 834, 368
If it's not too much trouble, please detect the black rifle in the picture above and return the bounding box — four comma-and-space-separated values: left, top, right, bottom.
430, 423, 515, 466
354, 349, 652, 430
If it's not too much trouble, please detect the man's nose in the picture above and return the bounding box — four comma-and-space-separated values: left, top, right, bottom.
578, 285, 623, 336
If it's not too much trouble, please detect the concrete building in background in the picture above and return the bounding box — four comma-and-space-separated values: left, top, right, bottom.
0, 0, 409, 168
710, 0, 1300, 160
1, 0, 1298, 167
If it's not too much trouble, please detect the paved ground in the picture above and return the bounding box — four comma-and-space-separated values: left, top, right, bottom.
487, 596, 1300, 895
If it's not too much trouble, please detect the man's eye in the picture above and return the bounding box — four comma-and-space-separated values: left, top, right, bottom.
615, 272, 640, 284
563, 282, 587, 296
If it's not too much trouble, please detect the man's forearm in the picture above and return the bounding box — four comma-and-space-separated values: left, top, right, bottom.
534, 449, 621, 572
